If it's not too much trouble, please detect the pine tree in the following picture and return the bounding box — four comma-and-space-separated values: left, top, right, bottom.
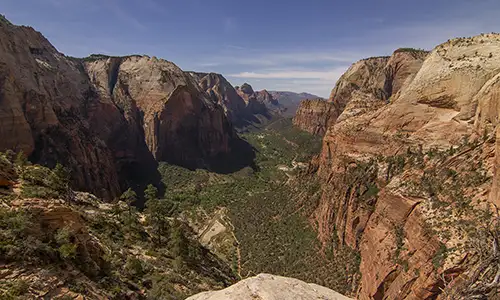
170, 220, 189, 270
145, 199, 177, 245
120, 188, 137, 217
170, 220, 189, 259
50, 163, 70, 200
144, 184, 158, 203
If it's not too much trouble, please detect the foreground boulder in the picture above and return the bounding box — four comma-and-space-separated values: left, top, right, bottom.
186, 274, 352, 300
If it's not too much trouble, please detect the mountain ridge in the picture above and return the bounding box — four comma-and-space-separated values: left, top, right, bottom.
295, 33, 500, 299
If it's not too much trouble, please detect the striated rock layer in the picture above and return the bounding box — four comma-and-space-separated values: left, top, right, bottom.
310, 38, 500, 299
293, 50, 428, 135
0, 18, 245, 199
84, 57, 236, 169
186, 274, 352, 300
292, 99, 335, 135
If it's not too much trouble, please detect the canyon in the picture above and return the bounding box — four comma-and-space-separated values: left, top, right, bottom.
1, 12, 500, 300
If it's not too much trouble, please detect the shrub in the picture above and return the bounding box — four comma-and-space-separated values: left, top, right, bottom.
432, 243, 448, 269
55, 227, 77, 259
0, 14, 13, 26
124, 257, 145, 279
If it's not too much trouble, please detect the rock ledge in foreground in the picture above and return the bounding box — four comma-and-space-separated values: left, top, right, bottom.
186, 273, 352, 300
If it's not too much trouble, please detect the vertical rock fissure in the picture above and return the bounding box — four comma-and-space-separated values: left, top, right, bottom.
108, 57, 122, 97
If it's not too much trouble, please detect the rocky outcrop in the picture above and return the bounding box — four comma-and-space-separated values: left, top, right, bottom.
0, 21, 128, 199
294, 50, 427, 136
329, 49, 428, 113
188, 72, 248, 123
84, 57, 236, 169
235, 83, 270, 117
0, 18, 245, 199
256, 89, 279, 106
293, 99, 335, 135
186, 274, 352, 300
311, 36, 500, 299
189, 75, 275, 126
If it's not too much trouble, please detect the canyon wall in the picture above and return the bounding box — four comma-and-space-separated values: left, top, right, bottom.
292, 99, 335, 135
0, 19, 243, 199
293, 50, 428, 135
308, 38, 500, 299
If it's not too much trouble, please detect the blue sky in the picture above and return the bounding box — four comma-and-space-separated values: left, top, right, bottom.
3, 0, 500, 97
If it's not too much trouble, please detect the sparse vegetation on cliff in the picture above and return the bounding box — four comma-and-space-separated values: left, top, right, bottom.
0, 14, 13, 26
0, 151, 236, 299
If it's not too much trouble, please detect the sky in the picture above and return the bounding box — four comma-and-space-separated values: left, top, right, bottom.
3, 0, 500, 97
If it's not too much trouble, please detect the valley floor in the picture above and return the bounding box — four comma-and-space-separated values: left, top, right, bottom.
0, 118, 360, 299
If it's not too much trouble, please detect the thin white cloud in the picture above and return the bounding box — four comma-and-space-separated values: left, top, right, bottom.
203, 51, 366, 67
229, 69, 345, 81
227, 68, 349, 97
198, 62, 221, 67
225, 44, 246, 50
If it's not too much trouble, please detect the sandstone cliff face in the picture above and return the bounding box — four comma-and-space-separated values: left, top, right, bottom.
85, 57, 235, 169
189, 75, 275, 126
186, 274, 352, 300
312, 36, 500, 299
188, 72, 248, 123
329, 50, 428, 107
0, 19, 241, 199
292, 99, 335, 135
0, 21, 127, 199
235, 83, 270, 117
256, 89, 287, 115
293, 50, 427, 135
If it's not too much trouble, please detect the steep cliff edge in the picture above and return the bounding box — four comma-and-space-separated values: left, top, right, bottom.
235, 83, 271, 119
312, 37, 500, 299
0, 18, 245, 199
188, 72, 248, 124
85, 57, 237, 170
292, 99, 335, 135
293, 50, 428, 135
0, 20, 135, 199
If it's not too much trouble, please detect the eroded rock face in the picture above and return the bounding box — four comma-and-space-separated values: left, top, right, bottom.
292, 99, 335, 135
186, 274, 352, 300
255, 89, 287, 115
235, 83, 269, 117
294, 51, 427, 136
0, 19, 241, 199
312, 36, 500, 299
85, 57, 235, 169
0, 21, 126, 199
188, 72, 248, 123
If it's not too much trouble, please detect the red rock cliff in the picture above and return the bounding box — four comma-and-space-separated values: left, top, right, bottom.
312, 39, 500, 299
0, 19, 242, 199
292, 99, 335, 135
294, 51, 427, 136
